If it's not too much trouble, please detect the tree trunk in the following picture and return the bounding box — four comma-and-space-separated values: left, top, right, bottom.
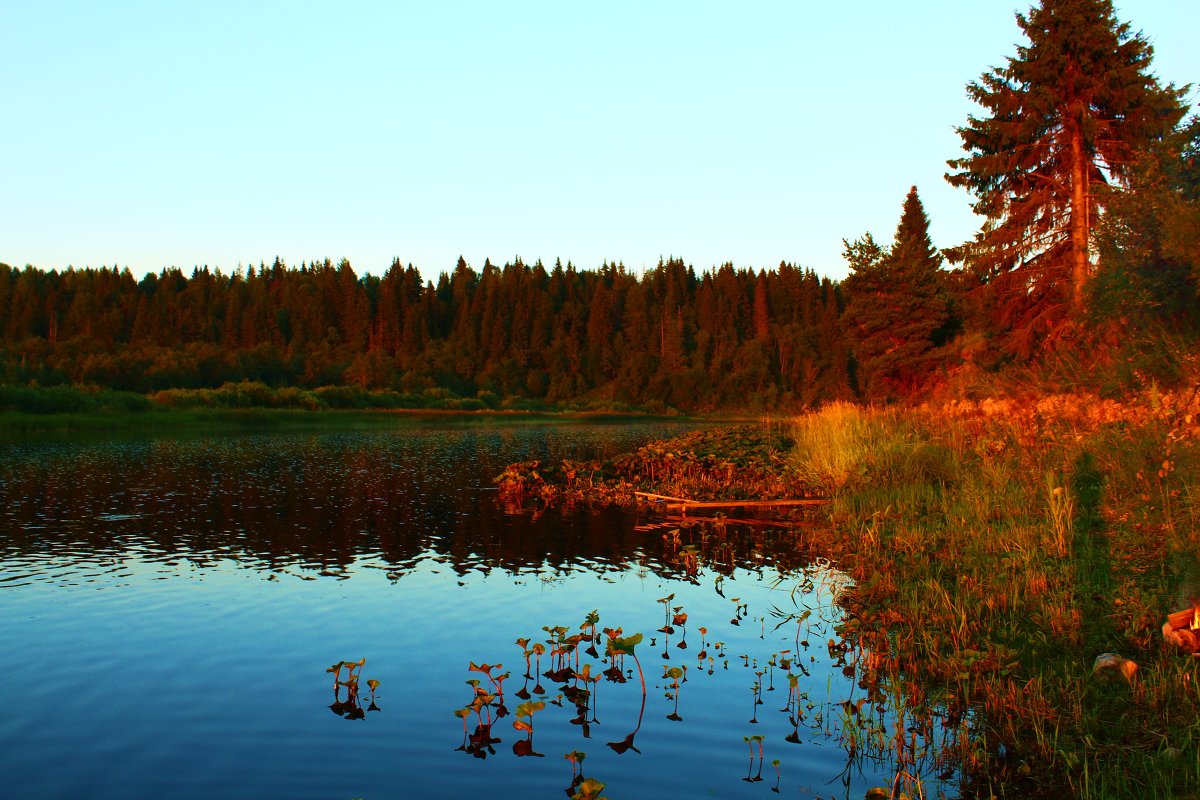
1069, 121, 1091, 312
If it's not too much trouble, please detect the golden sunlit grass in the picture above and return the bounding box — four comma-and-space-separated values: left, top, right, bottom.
788, 385, 1200, 799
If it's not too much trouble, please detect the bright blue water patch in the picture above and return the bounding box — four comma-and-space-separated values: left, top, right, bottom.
0, 422, 958, 799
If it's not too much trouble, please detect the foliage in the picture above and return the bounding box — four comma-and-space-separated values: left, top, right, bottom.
945, 0, 1188, 353
1091, 115, 1200, 334
496, 424, 816, 509
842, 187, 953, 401
0, 382, 152, 414
325, 658, 380, 720
0, 257, 852, 413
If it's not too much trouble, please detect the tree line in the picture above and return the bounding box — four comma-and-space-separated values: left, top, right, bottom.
0, 255, 864, 412
2, 0, 1198, 412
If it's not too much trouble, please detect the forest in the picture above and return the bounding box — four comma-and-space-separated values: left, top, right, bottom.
2, 0, 1198, 415
0, 255, 854, 413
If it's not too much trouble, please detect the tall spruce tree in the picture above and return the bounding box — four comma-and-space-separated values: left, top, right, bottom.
842, 187, 950, 401
945, 0, 1186, 351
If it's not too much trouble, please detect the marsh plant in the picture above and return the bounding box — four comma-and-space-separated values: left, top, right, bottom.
512, 700, 546, 757
324, 658, 380, 721
742, 734, 765, 783
446, 583, 951, 796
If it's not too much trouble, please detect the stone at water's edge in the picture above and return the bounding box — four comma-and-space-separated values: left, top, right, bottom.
1092, 652, 1138, 683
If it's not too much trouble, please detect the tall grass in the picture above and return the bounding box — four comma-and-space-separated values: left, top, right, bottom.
791, 401, 957, 500
787, 388, 1200, 799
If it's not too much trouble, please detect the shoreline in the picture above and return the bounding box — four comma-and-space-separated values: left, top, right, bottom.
0, 406, 754, 437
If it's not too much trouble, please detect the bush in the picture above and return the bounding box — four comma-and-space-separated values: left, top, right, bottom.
0, 383, 154, 414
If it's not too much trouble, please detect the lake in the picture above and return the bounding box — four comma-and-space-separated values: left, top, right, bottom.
0, 420, 956, 799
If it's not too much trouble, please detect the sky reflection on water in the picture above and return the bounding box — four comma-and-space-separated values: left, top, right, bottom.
0, 422, 956, 799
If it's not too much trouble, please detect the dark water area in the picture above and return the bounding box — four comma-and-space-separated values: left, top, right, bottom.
0, 422, 956, 799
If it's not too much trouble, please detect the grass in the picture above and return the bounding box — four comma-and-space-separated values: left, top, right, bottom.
785, 391, 1200, 799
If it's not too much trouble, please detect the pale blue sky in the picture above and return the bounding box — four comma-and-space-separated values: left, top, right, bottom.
2, 1, 1195, 282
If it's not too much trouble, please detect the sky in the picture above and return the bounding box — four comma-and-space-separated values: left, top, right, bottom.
2, 1, 1196, 283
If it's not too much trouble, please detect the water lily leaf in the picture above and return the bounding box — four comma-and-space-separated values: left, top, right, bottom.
608, 633, 643, 656
572, 777, 607, 800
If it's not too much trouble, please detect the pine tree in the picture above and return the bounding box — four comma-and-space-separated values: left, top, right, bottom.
945, 0, 1186, 350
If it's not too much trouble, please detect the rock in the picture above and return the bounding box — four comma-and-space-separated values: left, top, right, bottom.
1092, 652, 1138, 683
865, 789, 889, 800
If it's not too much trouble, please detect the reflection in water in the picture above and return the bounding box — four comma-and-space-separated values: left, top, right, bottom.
325, 659, 379, 720
0, 424, 965, 799
449, 549, 964, 799
0, 426, 718, 580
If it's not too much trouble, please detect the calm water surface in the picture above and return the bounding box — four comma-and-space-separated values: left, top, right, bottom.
0, 422, 955, 799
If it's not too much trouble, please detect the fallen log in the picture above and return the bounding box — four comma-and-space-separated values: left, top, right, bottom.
634, 491, 691, 503
664, 499, 830, 510
633, 491, 830, 510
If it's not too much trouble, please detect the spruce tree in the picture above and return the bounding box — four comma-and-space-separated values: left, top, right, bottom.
945, 0, 1186, 350
842, 187, 950, 401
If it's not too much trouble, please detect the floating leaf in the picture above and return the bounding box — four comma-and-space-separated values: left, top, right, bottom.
608, 632, 643, 656
571, 777, 607, 800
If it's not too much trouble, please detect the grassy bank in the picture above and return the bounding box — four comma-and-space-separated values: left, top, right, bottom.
498, 389, 1200, 798
0, 380, 694, 435
794, 394, 1200, 798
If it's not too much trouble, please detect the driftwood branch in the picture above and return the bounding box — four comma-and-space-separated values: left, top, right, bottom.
634, 491, 830, 514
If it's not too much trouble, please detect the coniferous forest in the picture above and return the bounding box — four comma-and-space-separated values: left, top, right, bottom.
0, 255, 857, 412
3, 0, 1198, 415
